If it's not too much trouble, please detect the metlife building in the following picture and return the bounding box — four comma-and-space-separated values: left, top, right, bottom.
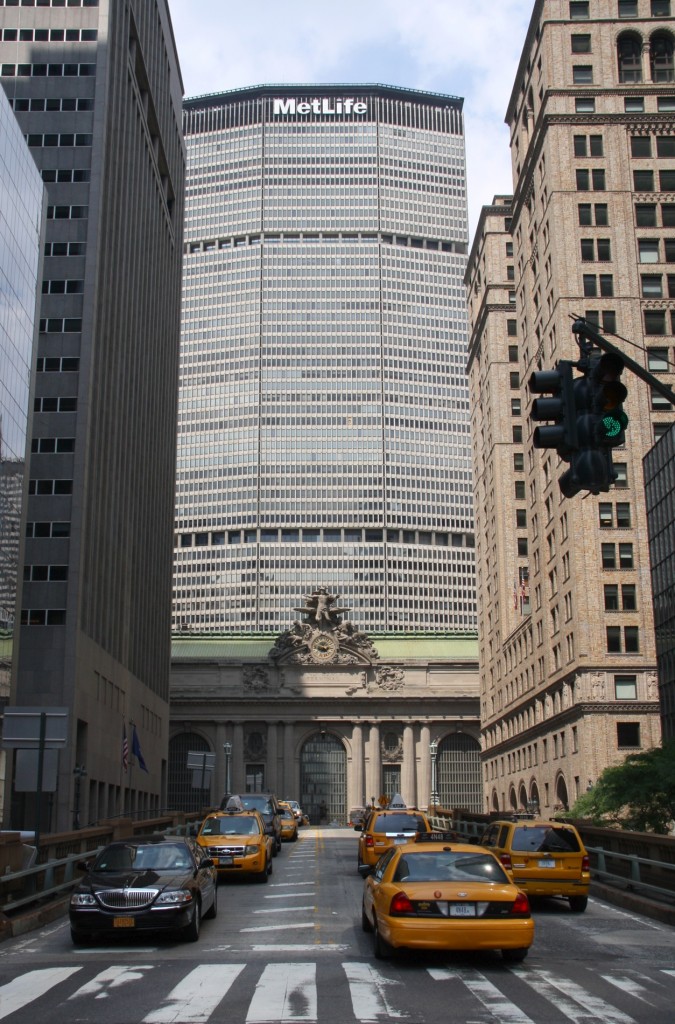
177, 84, 475, 634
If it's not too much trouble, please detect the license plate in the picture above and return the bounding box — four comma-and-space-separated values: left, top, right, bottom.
539, 859, 555, 868
394, 837, 408, 845
217, 856, 233, 866
449, 903, 476, 917
113, 917, 135, 928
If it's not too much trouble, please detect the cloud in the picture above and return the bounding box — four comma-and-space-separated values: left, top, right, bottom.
167, 0, 534, 231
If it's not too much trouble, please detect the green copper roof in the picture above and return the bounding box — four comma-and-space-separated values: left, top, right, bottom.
172, 632, 478, 662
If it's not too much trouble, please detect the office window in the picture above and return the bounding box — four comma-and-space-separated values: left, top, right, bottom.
641, 274, 663, 296
619, 0, 638, 14
575, 97, 596, 113
636, 203, 657, 225
614, 462, 628, 487
631, 136, 652, 158
511, 399, 521, 415
665, 205, 675, 226
615, 675, 637, 699
669, 275, 675, 297
571, 34, 591, 53
651, 33, 675, 83
600, 275, 614, 296
597, 239, 611, 261
514, 453, 524, 471
573, 65, 593, 84
508, 345, 519, 362
618, 34, 643, 82
507, 319, 518, 336
578, 203, 592, 225
599, 503, 613, 528
633, 169, 654, 190
651, 0, 671, 13
517, 538, 529, 556
648, 348, 670, 372
619, 543, 634, 568
601, 543, 616, 569
510, 372, 520, 389
593, 169, 606, 190
638, 239, 659, 262
644, 310, 667, 334
516, 509, 527, 528
657, 136, 675, 157
583, 274, 597, 296
513, 425, 523, 443
604, 584, 619, 610
570, 1, 590, 16
606, 626, 622, 652
658, 95, 675, 111
625, 96, 645, 112
515, 481, 526, 500
660, 170, 675, 190
622, 584, 637, 610
616, 503, 631, 528
581, 239, 594, 261
624, 627, 639, 652
576, 169, 590, 190
651, 388, 673, 409
666, 239, 675, 260
617, 723, 640, 747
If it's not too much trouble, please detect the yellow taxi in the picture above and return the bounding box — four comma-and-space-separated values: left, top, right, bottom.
196, 801, 273, 883
279, 805, 299, 842
355, 794, 433, 871
360, 835, 534, 961
478, 818, 590, 912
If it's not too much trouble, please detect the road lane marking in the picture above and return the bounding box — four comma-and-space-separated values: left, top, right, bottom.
246, 962, 316, 1023
342, 962, 406, 1022
253, 906, 315, 914
68, 965, 154, 999
0, 968, 81, 1020
600, 974, 656, 1004
241, 922, 315, 933
263, 892, 316, 900
428, 968, 537, 1024
142, 964, 244, 1023
249, 944, 351, 952
269, 882, 316, 887
511, 967, 637, 1024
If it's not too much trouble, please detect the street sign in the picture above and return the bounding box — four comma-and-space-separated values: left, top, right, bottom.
14, 749, 59, 791
2, 707, 68, 748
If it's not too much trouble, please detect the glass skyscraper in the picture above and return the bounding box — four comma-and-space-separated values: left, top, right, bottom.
176, 84, 475, 634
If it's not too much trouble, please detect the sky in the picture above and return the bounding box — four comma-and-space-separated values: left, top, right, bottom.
167, 0, 536, 237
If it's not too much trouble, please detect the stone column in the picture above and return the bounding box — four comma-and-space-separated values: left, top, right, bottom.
402, 723, 416, 807
366, 722, 381, 805
266, 722, 278, 794
351, 723, 364, 810
283, 721, 296, 799
232, 722, 244, 793
419, 724, 431, 811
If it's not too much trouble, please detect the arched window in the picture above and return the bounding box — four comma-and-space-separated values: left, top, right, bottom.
617, 33, 643, 82
650, 32, 674, 82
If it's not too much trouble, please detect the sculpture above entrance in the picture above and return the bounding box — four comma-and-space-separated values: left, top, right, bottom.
270, 589, 379, 666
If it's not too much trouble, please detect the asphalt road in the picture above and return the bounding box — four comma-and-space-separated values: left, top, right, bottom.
1, 827, 674, 1024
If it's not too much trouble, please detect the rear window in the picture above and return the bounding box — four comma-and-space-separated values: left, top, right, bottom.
511, 826, 581, 853
239, 796, 273, 814
394, 851, 509, 884
372, 813, 426, 833
201, 816, 260, 836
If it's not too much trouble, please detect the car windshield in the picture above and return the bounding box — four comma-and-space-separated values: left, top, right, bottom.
372, 813, 426, 833
201, 816, 260, 836
511, 826, 581, 853
393, 852, 509, 884
94, 843, 192, 871
239, 796, 272, 815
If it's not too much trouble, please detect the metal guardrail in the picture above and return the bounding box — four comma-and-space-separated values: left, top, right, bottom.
587, 845, 675, 902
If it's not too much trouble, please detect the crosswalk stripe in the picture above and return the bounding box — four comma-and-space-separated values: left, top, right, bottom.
600, 974, 656, 1005
241, 922, 315, 933
428, 967, 537, 1024
142, 964, 244, 1023
511, 968, 637, 1024
342, 962, 406, 1022
68, 965, 155, 999
246, 962, 316, 1023
0, 968, 81, 1020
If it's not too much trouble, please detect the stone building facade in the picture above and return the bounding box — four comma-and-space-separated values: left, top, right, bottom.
466, 0, 672, 814
169, 592, 480, 824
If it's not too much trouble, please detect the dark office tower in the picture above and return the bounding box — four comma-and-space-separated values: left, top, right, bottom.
0, 0, 185, 831
176, 85, 475, 634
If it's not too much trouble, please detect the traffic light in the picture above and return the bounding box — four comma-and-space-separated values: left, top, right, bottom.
590, 351, 628, 448
558, 370, 616, 498
528, 361, 577, 459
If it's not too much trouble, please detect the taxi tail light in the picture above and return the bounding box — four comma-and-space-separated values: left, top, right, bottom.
365, 836, 375, 848
389, 892, 415, 916
510, 892, 530, 917
581, 854, 590, 872
500, 853, 512, 870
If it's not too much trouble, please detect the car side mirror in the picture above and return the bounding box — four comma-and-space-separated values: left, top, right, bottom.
353, 823, 363, 832
75, 859, 91, 871
358, 863, 373, 878
200, 857, 214, 869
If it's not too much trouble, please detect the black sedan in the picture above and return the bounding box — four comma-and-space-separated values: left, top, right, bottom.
69, 834, 217, 945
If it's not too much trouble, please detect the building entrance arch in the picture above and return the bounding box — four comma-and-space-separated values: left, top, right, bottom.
168, 732, 211, 812
300, 732, 347, 825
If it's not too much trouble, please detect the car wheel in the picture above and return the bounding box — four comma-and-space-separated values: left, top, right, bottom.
276, 837, 282, 853
569, 896, 588, 913
292, 832, 298, 842
255, 860, 269, 883
203, 885, 217, 920
182, 899, 201, 942
373, 919, 392, 959
70, 928, 92, 946
267, 857, 273, 876
361, 901, 373, 933
502, 947, 529, 963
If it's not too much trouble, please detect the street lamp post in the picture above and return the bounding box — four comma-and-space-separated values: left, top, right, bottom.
223, 742, 232, 797
429, 739, 439, 811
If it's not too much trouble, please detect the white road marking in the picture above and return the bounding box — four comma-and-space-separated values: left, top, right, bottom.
588, 899, 665, 931
511, 967, 637, 1024
241, 922, 315, 933
429, 968, 537, 1024
142, 964, 244, 1023
69, 965, 154, 999
662, 969, 675, 977
0, 968, 81, 1020
253, 906, 315, 914
250, 944, 351, 952
342, 962, 406, 1022
264, 892, 316, 900
246, 962, 316, 1023
600, 974, 656, 1004
269, 882, 316, 888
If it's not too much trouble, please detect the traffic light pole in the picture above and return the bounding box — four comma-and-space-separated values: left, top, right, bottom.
572, 318, 675, 408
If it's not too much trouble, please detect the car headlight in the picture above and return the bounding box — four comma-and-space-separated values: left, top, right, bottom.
155, 889, 193, 905
71, 892, 97, 907
245, 845, 260, 856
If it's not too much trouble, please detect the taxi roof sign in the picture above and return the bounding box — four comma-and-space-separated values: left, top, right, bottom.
388, 793, 407, 809
225, 795, 245, 813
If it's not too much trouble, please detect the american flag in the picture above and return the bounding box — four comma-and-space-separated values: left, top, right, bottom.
122, 724, 129, 772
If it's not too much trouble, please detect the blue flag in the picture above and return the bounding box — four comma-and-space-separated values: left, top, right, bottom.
132, 725, 148, 773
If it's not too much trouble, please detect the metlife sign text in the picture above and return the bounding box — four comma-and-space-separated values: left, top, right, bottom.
273, 97, 368, 116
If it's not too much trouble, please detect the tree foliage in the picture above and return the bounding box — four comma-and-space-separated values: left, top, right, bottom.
568, 741, 675, 834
